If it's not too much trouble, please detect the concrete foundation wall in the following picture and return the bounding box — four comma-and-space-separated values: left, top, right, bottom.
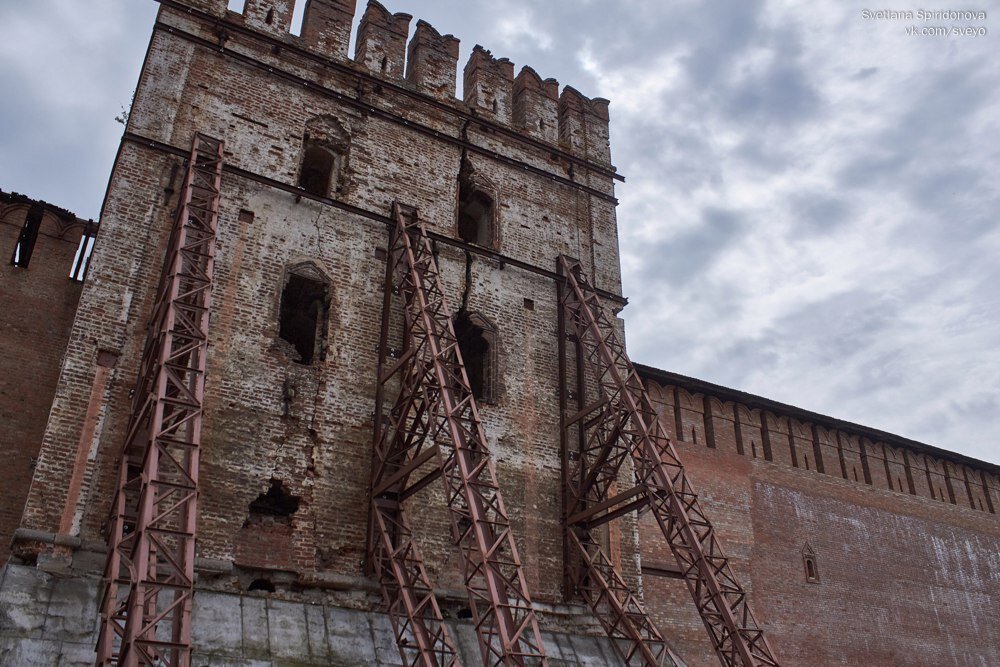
0, 563, 630, 666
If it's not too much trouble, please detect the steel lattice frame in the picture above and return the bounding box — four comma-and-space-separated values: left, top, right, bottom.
96, 134, 224, 667
368, 203, 548, 666
557, 255, 780, 667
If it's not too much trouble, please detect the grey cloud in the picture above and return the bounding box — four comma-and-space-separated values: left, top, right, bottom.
637, 207, 745, 286
789, 193, 851, 234
725, 63, 821, 125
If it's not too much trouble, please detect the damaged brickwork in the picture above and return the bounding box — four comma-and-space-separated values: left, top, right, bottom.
1, 0, 998, 665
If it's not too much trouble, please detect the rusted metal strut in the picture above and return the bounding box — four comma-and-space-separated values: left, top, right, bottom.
368, 203, 547, 666
96, 134, 223, 667
557, 255, 779, 667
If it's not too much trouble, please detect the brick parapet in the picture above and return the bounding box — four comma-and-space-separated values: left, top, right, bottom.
640, 368, 1000, 514
161, 0, 619, 173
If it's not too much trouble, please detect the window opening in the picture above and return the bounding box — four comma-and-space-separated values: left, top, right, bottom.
279, 272, 329, 364
227, 0, 246, 12
454, 311, 493, 402
290, 0, 306, 35
298, 116, 349, 198
11, 204, 43, 268
457, 180, 494, 246
802, 543, 820, 583
69, 228, 97, 282
298, 144, 337, 197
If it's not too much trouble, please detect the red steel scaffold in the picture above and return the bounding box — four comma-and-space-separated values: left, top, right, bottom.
557, 255, 779, 667
368, 203, 547, 666
96, 133, 224, 667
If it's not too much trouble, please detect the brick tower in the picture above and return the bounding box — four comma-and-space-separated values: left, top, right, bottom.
3, 0, 648, 663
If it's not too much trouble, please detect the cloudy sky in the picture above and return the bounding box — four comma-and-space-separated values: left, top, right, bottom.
1, 1, 997, 463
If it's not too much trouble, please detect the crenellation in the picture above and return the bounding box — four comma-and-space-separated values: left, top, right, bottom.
922, 454, 953, 503
558, 86, 611, 166
302, 0, 357, 60
837, 432, 867, 484
406, 20, 460, 101
464, 45, 515, 123
355, 0, 411, 79
243, 0, 296, 35
513, 66, 560, 143
944, 460, 970, 509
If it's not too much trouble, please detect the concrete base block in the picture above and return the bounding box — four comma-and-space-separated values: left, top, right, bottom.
0, 563, 635, 665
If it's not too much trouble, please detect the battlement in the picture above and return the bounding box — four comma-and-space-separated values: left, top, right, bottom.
189, 0, 612, 164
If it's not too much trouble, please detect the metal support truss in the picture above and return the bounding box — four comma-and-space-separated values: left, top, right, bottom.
368, 202, 547, 666
96, 133, 224, 667
557, 255, 779, 667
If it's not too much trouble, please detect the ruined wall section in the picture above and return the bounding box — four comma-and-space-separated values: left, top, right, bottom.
16, 0, 628, 615
640, 372, 1000, 666
0, 192, 94, 564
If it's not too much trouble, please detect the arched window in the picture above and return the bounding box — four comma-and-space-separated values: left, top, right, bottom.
453, 311, 497, 403
802, 543, 820, 583
456, 162, 497, 248
278, 263, 330, 365
458, 184, 494, 246
298, 115, 349, 198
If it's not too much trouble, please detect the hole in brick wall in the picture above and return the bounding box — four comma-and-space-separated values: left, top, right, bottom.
247, 479, 301, 525
265, 8, 275, 24
248, 578, 275, 592
456, 606, 474, 620
523, 298, 534, 310
279, 272, 329, 364
457, 181, 494, 247
454, 311, 494, 402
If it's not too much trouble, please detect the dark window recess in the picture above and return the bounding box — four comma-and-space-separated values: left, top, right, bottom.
279, 273, 329, 364
454, 311, 492, 402
298, 144, 337, 197
247, 479, 300, 524
457, 181, 494, 246
11, 204, 44, 268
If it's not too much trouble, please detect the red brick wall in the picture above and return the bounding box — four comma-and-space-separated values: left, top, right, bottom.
0, 196, 89, 562
641, 378, 1000, 666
